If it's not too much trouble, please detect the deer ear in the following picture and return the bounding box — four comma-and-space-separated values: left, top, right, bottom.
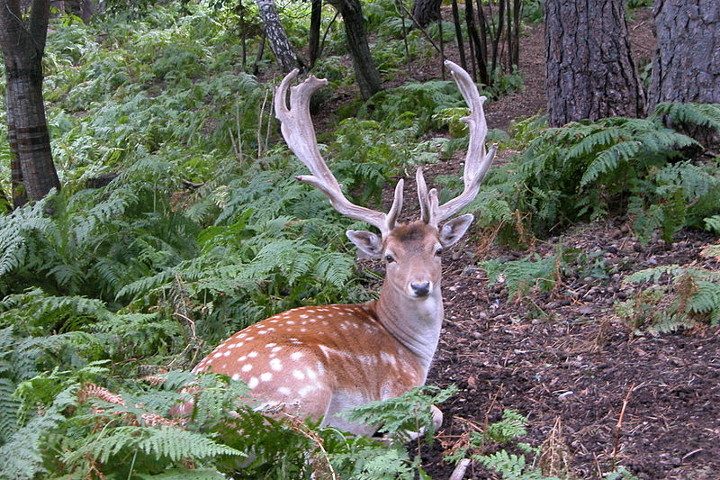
439, 214, 474, 247
346, 230, 383, 259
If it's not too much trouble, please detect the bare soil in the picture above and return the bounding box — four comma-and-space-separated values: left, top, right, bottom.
362, 8, 720, 479
424, 225, 720, 480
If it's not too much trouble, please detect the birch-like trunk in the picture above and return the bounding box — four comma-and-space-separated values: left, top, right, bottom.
255, 0, 302, 73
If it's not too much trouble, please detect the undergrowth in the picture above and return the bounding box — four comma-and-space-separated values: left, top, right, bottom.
462, 103, 720, 245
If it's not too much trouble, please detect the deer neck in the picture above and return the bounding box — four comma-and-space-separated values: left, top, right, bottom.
373, 280, 444, 381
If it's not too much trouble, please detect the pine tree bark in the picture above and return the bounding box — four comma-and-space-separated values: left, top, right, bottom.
255, 0, 303, 73
545, 0, 644, 127
648, 0, 719, 109
411, 0, 442, 28
0, 0, 61, 206
328, 0, 382, 100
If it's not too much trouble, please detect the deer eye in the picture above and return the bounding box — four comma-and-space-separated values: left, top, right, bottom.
435, 247, 444, 257
385, 254, 396, 263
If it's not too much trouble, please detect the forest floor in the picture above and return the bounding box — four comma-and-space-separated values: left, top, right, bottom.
354, 7, 720, 480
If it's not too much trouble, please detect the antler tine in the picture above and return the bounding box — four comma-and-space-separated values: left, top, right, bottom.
416, 167, 430, 223
275, 69, 402, 236
428, 60, 498, 226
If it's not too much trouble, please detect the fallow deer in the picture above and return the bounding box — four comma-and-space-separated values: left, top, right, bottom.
193, 60, 496, 436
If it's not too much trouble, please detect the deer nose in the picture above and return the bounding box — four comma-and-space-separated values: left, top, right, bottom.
410, 281, 431, 298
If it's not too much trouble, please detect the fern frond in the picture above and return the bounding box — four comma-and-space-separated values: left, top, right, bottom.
137, 426, 243, 461
136, 468, 227, 480
580, 140, 642, 186
655, 102, 720, 132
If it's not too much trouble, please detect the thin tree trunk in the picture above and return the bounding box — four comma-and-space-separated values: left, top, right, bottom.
254, 33, 266, 75
438, 17, 445, 80
255, 0, 303, 72
0, 0, 61, 205
491, 0, 505, 75
511, 0, 520, 67
396, 0, 411, 71
466, 0, 489, 85
648, 0, 719, 110
545, 0, 644, 127
464, 0, 478, 80
450, 0, 467, 71
328, 0, 382, 99
237, 0, 247, 70
475, 0, 490, 84
309, 0, 322, 67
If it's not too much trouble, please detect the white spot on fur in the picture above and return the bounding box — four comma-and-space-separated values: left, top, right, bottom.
265, 343, 277, 349
290, 351, 304, 361
270, 358, 283, 371
248, 351, 258, 358
260, 372, 273, 382
242, 364, 252, 372
247, 377, 259, 389
231, 373, 241, 381
298, 385, 316, 397
278, 387, 291, 395
292, 370, 305, 380
272, 346, 283, 353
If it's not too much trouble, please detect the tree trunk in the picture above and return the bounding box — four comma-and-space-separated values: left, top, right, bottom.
545, 0, 644, 127
309, 0, 322, 67
648, 0, 719, 110
255, 0, 303, 73
51, 0, 94, 21
328, 0, 382, 99
450, 0, 467, 72
0, 0, 61, 205
411, 0, 442, 28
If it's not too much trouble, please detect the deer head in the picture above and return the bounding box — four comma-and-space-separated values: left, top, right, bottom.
274, 60, 496, 304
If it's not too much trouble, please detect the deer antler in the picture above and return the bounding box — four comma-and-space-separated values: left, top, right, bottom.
274, 69, 404, 237
417, 60, 497, 227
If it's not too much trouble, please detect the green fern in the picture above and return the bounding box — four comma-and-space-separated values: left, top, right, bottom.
66, 425, 243, 465
475, 105, 720, 242
655, 102, 720, 132
343, 385, 457, 443
704, 215, 720, 234
475, 450, 560, 480
486, 410, 529, 444
481, 253, 563, 299
620, 265, 720, 331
